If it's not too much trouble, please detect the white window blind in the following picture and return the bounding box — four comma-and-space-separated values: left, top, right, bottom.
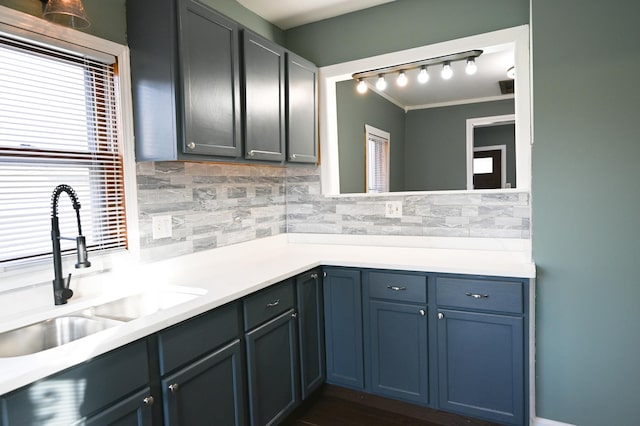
365, 126, 390, 193
0, 35, 127, 266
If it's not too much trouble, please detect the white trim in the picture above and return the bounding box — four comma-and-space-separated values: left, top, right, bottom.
533, 417, 576, 426
406, 94, 515, 111
466, 114, 515, 190
364, 124, 390, 193
319, 25, 531, 195
0, 6, 140, 287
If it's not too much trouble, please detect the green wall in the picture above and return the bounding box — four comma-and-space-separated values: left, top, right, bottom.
531, 1, 640, 424
0, 0, 283, 45
404, 100, 514, 191
285, 0, 529, 66
336, 80, 405, 193
0, 0, 127, 44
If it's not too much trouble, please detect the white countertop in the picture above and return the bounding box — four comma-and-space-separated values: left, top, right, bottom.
0, 234, 535, 395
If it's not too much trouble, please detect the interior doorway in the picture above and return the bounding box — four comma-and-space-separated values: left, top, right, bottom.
473, 145, 506, 189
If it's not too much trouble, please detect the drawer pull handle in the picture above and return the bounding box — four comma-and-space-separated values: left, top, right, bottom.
266, 299, 280, 307
169, 383, 179, 393
465, 292, 489, 299
143, 396, 154, 406
387, 286, 407, 291
438, 312, 444, 320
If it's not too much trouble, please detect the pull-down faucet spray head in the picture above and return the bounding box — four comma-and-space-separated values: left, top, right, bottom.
51, 184, 91, 305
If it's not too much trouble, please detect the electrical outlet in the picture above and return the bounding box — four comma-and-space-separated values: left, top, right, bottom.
385, 201, 402, 218
152, 215, 172, 239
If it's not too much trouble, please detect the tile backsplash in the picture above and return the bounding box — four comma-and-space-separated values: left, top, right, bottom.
136, 162, 530, 261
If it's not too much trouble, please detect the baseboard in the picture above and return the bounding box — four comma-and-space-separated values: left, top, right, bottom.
533, 417, 576, 426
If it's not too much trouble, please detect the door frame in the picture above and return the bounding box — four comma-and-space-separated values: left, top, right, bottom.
465, 114, 515, 190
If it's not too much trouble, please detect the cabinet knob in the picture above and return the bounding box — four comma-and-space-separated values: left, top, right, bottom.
143, 396, 154, 406
169, 383, 179, 393
292, 312, 298, 319
310, 273, 318, 280
419, 309, 426, 316
290, 154, 297, 160
248, 150, 256, 157
438, 312, 444, 320
186, 142, 196, 150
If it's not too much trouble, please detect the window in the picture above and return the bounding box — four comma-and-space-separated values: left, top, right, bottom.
365, 124, 390, 193
0, 34, 128, 266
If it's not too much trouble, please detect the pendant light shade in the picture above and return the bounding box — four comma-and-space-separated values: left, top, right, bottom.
43, 0, 91, 29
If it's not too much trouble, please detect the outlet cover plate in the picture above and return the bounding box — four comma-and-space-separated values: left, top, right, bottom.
152, 215, 172, 239
385, 201, 402, 218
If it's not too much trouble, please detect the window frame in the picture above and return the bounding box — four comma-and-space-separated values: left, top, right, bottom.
364, 124, 390, 193
0, 6, 139, 290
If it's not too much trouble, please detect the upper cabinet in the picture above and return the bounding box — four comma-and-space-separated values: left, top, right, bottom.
286, 53, 318, 164
242, 31, 286, 162
127, 0, 318, 165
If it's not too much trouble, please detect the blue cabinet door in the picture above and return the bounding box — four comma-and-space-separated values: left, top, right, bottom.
437, 309, 524, 425
161, 339, 245, 426
84, 388, 153, 426
296, 269, 325, 400
369, 300, 429, 405
245, 309, 299, 426
323, 268, 364, 390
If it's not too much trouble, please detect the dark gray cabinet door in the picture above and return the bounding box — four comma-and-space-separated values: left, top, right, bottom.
84, 388, 153, 426
242, 30, 285, 162
437, 309, 524, 425
245, 309, 299, 426
162, 339, 245, 426
323, 268, 364, 390
178, 0, 241, 157
296, 269, 325, 400
286, 53, 318, 163
369, 300, 429, 405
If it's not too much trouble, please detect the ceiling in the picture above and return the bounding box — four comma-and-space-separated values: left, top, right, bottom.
236, 0, 396, 30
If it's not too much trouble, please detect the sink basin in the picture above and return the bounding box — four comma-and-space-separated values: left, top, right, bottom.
86, 287, 205, 322
0, 315, 122, 358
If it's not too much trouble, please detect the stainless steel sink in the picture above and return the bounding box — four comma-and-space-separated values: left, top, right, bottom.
85, 287, 205, 322
0, 315, 122, 358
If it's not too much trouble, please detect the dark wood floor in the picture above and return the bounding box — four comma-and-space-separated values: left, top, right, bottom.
283, 385, 502, 426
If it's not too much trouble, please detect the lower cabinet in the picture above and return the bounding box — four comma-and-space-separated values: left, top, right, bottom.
437, 310, 524, 425
1, 340, 152, 426
368, 300, 429, 405
323, 267, 529, 426
161, 340, 245, 426
295, 269, 325, 400
435, 274, 526, 425
323, 267, 364, 390
245, 309, 299, 426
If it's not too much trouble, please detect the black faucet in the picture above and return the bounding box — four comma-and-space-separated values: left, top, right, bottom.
51, 184, 91, 305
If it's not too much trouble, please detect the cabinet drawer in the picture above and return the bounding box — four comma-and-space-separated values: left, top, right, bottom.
4, 340, 149, 422
244, 279, 294, 331
158, 301, 240, 375
368, 271, 427, 303
436, 276, 523, 314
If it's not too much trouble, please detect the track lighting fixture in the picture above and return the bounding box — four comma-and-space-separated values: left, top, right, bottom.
352, 49, 481, 93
